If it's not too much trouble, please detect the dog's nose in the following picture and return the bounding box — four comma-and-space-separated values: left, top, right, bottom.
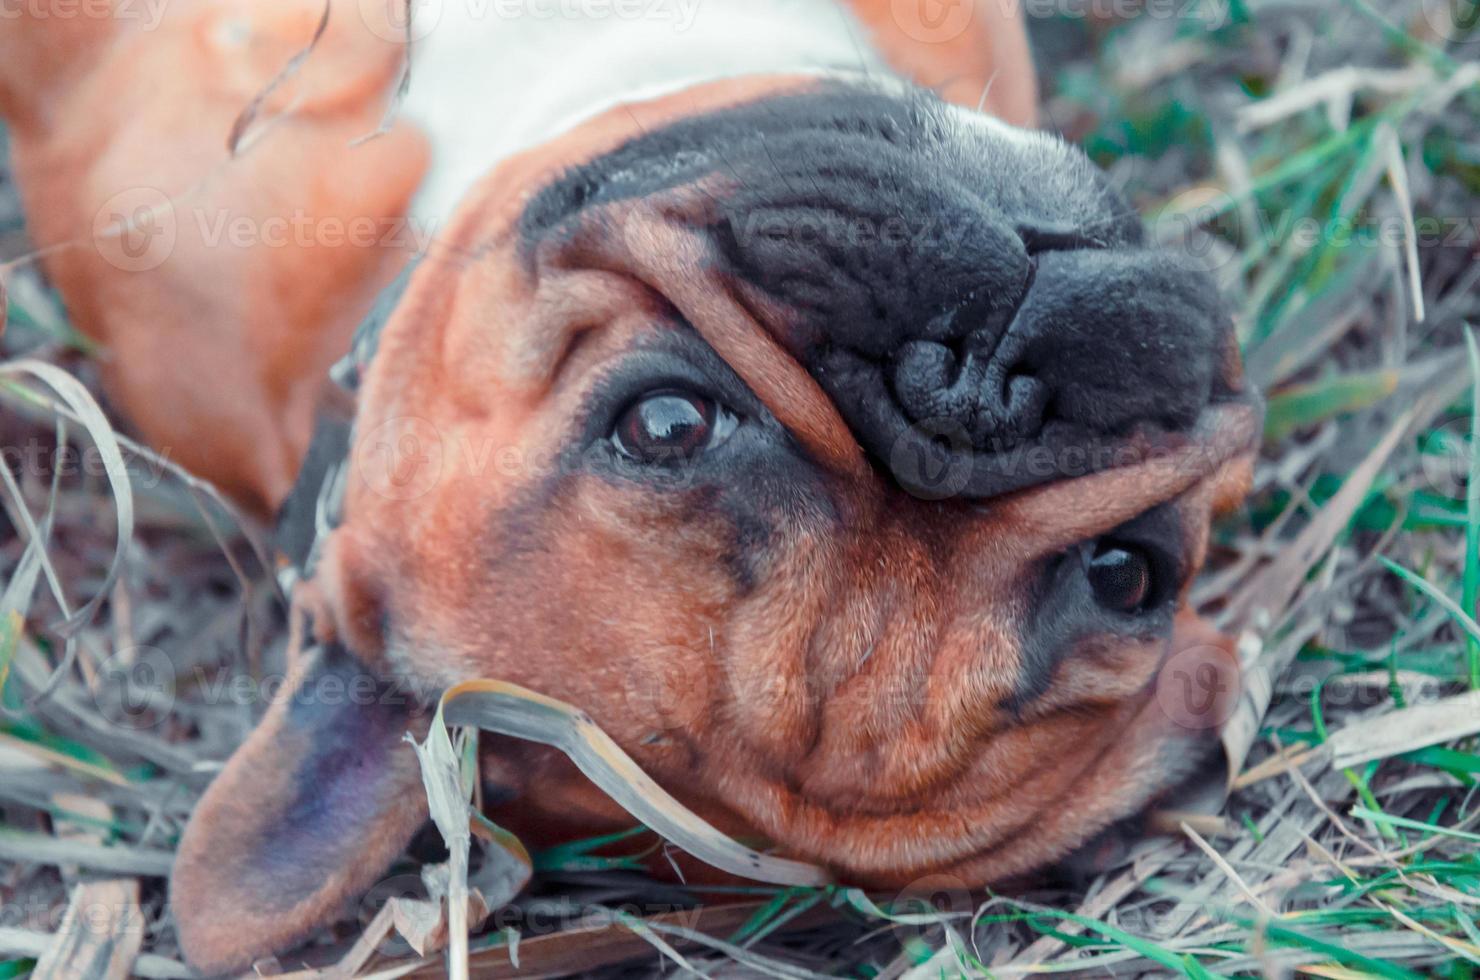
882, 220, 1127, 444
973, 246, 1224, 438
889, 244, 1225, 446
719, 179, 1236, 497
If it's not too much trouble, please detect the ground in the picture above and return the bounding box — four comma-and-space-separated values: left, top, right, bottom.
2, 0, 1479, 976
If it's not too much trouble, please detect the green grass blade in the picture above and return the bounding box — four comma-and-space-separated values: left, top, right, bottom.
996, 905, 1218, 979
1254, 919, 1429, 980
0, 611, 18, 701
1264, 369, 1399, 442
532, 825, 654, 873
728, 888, 800, 945
1380, 557, 1480, 654
1349, 807, 1480, 844
1403, 744, 1480, 779
1337, 0, 1459, 72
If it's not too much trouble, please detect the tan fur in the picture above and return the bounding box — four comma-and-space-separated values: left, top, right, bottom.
1, 0, 427, 515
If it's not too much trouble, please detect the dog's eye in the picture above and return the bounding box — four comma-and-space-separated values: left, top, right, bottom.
612, 389, 735, 463
1086, 543, 1154, 613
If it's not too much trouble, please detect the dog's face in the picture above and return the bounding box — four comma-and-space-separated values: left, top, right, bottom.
172, 79, 1259, 972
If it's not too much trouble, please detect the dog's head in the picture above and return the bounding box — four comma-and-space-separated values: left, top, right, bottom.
172, 78, 1259, 972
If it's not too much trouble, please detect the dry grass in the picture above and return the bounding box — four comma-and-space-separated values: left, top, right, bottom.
3, 1, 1480, 976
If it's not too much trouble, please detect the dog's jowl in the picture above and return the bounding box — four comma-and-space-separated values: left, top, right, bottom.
0, 0, 1259, 972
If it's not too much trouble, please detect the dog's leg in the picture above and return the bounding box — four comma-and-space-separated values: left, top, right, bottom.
1, 0, 428, 516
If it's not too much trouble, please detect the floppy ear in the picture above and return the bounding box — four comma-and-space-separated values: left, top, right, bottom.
171, 644, 430, 975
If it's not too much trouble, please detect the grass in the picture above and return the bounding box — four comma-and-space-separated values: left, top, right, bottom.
2, 0, 1480, 976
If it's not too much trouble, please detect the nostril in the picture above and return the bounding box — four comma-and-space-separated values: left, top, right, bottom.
891, 340, 987, 424
1015, 222, 1103, 255
982, 369, 1050, 442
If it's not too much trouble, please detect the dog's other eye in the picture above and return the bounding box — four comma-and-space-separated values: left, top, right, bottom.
1086, 543, 1154, 613
612, 389, 736, 463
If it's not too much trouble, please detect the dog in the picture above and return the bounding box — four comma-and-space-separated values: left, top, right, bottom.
1, 0, 1260, 972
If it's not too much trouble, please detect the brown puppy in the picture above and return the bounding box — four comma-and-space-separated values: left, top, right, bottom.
1, 1, 1257, 973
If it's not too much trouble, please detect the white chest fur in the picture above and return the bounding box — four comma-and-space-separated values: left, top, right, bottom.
397, 0, 887, 225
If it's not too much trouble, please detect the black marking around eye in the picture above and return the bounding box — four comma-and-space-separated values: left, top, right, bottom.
1007, 504, 1186, 711
478, 327, 838, 597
